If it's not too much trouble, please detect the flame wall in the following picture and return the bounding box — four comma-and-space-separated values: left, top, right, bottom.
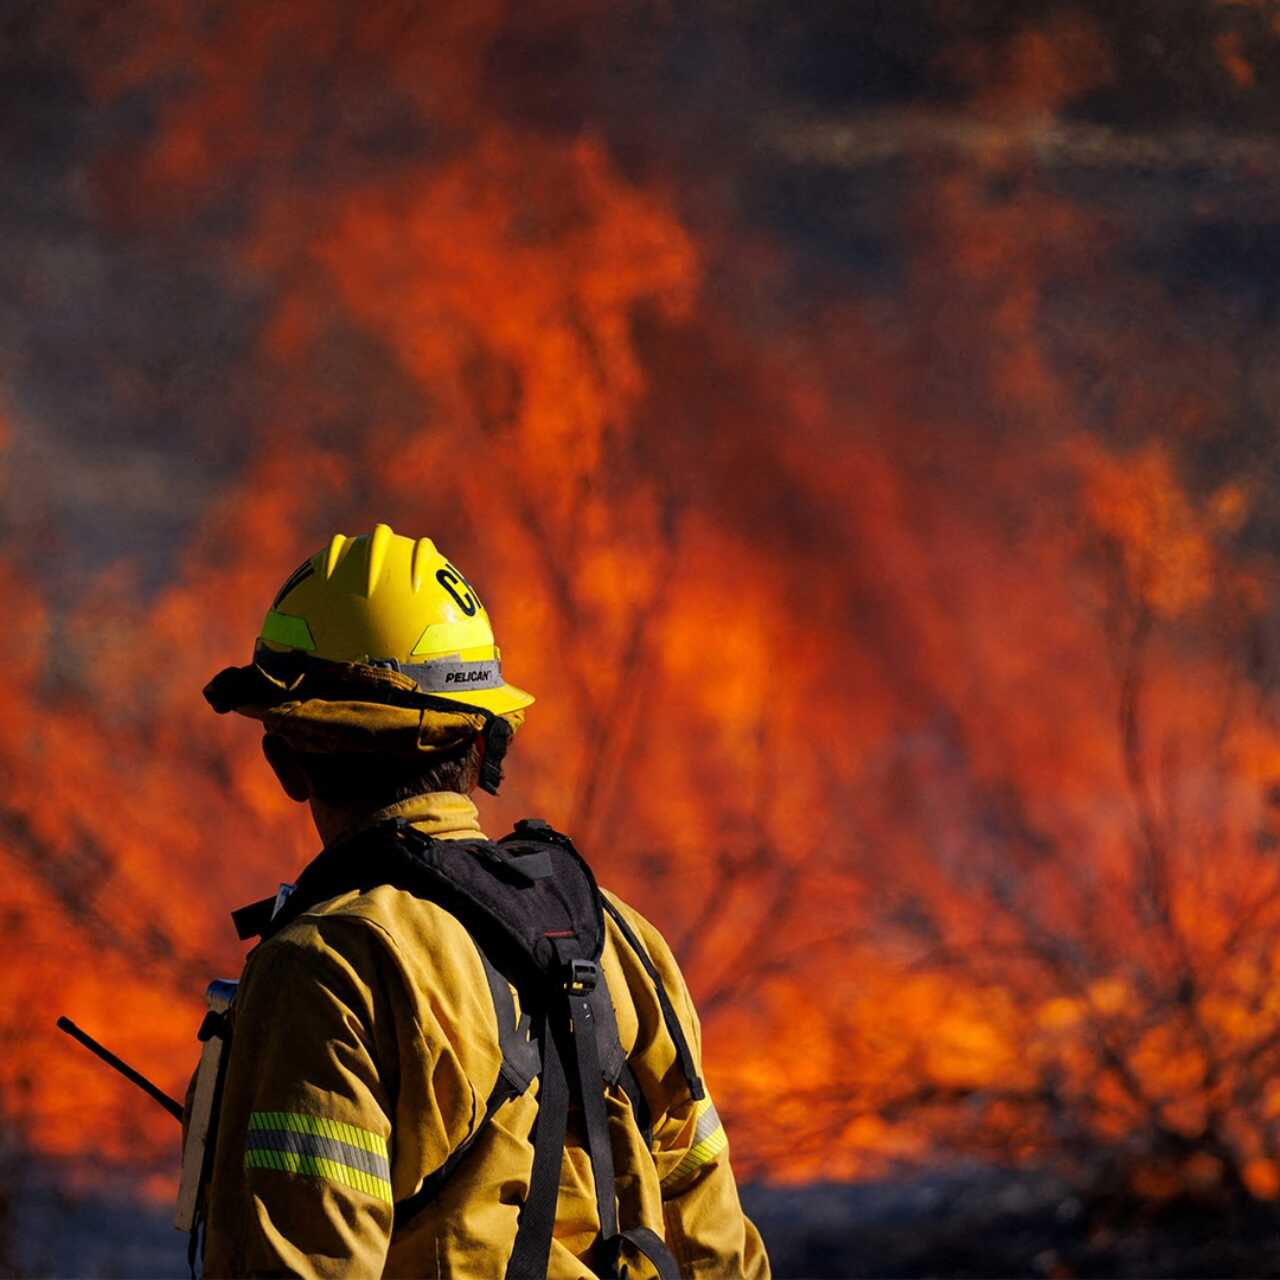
6, 0, 1280, 1204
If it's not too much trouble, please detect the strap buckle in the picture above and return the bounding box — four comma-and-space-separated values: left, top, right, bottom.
565, 959, 598, 994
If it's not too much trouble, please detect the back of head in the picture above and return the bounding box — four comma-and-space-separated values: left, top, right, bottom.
290, 736, 484, 811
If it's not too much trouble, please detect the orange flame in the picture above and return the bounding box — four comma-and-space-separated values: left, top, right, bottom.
7, 2, 1280, 1206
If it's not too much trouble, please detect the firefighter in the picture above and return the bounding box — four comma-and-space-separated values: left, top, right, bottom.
195, 524, 770, 1278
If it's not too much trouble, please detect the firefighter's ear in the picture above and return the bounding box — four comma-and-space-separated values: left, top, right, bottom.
262, 733, 311, 803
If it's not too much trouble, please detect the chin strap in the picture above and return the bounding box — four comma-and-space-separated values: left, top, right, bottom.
478, 715, 513, 795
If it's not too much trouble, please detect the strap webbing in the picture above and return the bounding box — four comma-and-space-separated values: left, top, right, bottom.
586, 982, 627, 1085
601, 899, 705, 1101
617, 1059, 653, 1147
616, 1226, 682, 1280
505, 1017, 570, 1280
568, 990, 618, 1241
230, 895, 276, 941
479, 952, 540, 1093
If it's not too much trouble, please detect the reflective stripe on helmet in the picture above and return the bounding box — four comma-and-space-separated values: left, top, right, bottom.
400, 657, 504, 693
260, 609, 316, 651
411, 614, 494, 657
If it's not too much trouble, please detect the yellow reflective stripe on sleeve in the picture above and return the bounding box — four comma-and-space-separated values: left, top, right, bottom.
247, 1110, 388, 1156
245, 1111, 392, 1204
245, 1149, 393, 1204
662, 1096, 729, 1191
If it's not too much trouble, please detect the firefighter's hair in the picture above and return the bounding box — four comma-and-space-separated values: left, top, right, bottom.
296, 736, 486, 807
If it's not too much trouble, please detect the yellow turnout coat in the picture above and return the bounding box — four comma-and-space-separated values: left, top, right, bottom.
201, 792, 769, 1278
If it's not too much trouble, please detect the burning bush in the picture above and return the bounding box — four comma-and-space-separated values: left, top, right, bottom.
4, 0, 1280, 1231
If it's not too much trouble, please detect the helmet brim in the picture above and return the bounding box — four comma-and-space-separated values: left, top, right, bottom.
429, 681, 535, 716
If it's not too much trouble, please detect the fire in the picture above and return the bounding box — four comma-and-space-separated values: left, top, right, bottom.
7, 0, 1280, 1212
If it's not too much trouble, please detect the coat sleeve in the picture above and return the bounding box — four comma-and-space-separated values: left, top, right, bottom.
201, 925, 399, 1280
622, 908, 771, 1280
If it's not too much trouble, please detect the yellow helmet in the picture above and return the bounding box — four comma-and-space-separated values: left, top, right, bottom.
204, 525, 531, 794
258, 523, 533, 716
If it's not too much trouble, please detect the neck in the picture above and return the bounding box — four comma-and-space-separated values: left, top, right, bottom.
309, 798, 360, 847
310, 789, 484, 847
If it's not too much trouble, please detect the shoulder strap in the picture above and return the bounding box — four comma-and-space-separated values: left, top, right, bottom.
616, 1228, 686, 1280
617, 1227, 682, 1280
586, 980, 652, 1145
547, 946, 682, 1280
230, 894, 276, 941
397, 919, 654, 1236
601, 897, 705, 1102
507, 951, 683, 1280
559, 951, 618, 1241
479, 949, 540, 1094
504, 1009, 571, 1279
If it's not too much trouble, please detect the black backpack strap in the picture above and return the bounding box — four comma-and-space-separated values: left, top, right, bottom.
560, 954, 618, 1242
564, 956, 681, 1280
230, 895, 277, 941
505, 1013, 571, 1279
617, 1227, 682, 1280
601, 898, 705, 1102
586, 976, 628, 1086
479, 950, 541, 1093
583, 960, 652, 1145
617, 1059, 653, 1147
558, 946, 685, 1280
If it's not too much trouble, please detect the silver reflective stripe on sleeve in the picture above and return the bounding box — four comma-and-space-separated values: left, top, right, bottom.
246, 1127, 391, 1182
244, 1112, 393, 1203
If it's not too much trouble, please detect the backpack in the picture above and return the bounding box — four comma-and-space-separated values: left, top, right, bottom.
230, 817, 704, 1280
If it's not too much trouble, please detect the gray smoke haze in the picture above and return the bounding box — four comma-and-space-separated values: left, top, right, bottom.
3, 0, 1280, 581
